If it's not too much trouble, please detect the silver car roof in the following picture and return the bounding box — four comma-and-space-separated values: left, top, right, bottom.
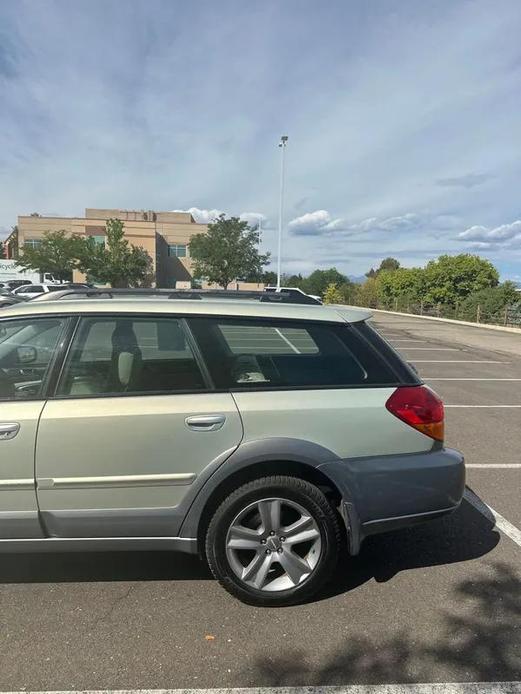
0, 297, 372, 323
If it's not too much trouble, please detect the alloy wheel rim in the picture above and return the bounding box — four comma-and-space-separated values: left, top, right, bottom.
225, 497, 322, 592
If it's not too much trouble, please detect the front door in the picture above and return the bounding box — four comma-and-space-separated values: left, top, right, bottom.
35, 314, 243, 537
0, 315, 69, 538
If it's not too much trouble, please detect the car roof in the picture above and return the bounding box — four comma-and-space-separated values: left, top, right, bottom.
0, 297, 372, 324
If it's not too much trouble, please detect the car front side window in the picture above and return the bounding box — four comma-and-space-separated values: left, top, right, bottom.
0, 317, 67, 400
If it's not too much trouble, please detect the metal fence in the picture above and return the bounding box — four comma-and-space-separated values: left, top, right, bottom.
349, 297, 521, 328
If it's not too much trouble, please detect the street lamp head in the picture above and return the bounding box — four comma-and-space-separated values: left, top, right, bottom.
279, 135, 288, 147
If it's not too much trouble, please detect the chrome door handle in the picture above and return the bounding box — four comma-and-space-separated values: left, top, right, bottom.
0, 423, 20, 441
185, 414, 226, 432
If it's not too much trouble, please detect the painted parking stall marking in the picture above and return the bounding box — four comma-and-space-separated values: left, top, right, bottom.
466, 464, 521, 468
464, 488, 521, 549
2, 685, 520, 694
406, 359, 511, 364
446, 405, 521, 408
399, 348, 462, 352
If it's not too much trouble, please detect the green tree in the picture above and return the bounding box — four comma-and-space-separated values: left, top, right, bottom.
323, 283, 344, 304
355, 277, 379, 307
459, 281, 520, 321
78, 218, 153, 288
366, 257, 400, 278
301, 268, 350, 297
337, 281, 357, 304
423, 254, 499, 306
285, 273, 305, 288
189, 214, 270, 289
379, 257, 400, 273
17, 230, 82, 281
261, 270, 278, 286
377, 267, 425, 308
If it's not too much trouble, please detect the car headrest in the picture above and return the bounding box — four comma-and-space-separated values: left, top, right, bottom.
118, 351, 134, 387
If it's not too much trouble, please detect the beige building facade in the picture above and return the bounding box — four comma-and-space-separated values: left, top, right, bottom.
6, 208, 207, 287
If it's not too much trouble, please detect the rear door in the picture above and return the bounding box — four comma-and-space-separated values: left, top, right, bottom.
35, 313, 243, 538
0, 315, 69, 538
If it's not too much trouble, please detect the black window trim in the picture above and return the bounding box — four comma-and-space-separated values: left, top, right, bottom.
49, 312, 213, 400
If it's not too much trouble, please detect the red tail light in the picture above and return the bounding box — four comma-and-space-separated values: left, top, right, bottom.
385, 385, 444, 441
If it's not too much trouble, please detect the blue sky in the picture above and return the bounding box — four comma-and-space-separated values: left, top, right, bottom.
1, 0, 520, 280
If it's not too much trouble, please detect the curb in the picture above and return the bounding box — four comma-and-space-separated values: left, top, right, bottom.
357, 307, 521, 335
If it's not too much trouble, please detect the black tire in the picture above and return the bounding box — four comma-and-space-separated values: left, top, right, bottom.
205, 475, 341, 606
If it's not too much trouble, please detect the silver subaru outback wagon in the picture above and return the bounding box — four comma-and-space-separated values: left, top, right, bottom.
0, 294, 464, 606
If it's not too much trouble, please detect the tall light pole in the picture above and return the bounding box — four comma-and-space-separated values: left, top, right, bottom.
276, 135, 288, 290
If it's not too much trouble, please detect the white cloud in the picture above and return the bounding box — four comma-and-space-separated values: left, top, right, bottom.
458, 220, 521, 246
350, 213, 419, 233
288, 210, 419, 236
288, 210, 347, 236
172, 207, 223, 224
239, 212, 268, 229
173, 208, 267, 228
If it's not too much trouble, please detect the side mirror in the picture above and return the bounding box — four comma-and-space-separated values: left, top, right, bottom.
17, 346, 37, 365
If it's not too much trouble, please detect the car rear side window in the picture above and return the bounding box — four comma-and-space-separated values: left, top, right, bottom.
188, 317, 398, 390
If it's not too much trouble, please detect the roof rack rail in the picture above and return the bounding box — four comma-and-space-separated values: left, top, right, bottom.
36, 287, 322, 305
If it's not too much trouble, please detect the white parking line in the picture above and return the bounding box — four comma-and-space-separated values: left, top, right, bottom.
399, 347, 460, 351
464, 488, 521, 549
466, 464, 521, 468
426, 378, 521, 381
412, 360, 510, 363
274, 328, 300, 354
445, 405, 521, 408
5, 685, 521, 694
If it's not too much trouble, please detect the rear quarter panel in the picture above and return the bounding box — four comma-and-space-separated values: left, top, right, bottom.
232, 388, 434, 459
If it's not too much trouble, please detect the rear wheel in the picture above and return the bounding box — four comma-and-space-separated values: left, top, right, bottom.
205, 475, 341, 606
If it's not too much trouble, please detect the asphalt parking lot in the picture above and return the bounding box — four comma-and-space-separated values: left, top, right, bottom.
0, 311, 520, 693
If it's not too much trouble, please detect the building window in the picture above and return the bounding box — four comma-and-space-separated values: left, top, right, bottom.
92, 235, 105, 246
168, 244, 188, 258
24, 239, 42, 250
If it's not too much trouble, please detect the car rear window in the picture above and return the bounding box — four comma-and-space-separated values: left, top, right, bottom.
353, 320, 421, 385
188, 317, 399, 389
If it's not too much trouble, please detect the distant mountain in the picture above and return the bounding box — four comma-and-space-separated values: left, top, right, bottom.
348, 274, 366, 284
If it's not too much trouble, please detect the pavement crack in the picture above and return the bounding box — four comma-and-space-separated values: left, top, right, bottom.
92, 584, 135, 627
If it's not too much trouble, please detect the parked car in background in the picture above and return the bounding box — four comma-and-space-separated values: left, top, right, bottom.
265, 286, 322, 304
6, 279, 33, 290
0, 290, 27, 309
12, 283, 89, 299
29, 283, 92, 301
0, 290, 464, 606
11, 284, 50, 299
0, 260, 59, 288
